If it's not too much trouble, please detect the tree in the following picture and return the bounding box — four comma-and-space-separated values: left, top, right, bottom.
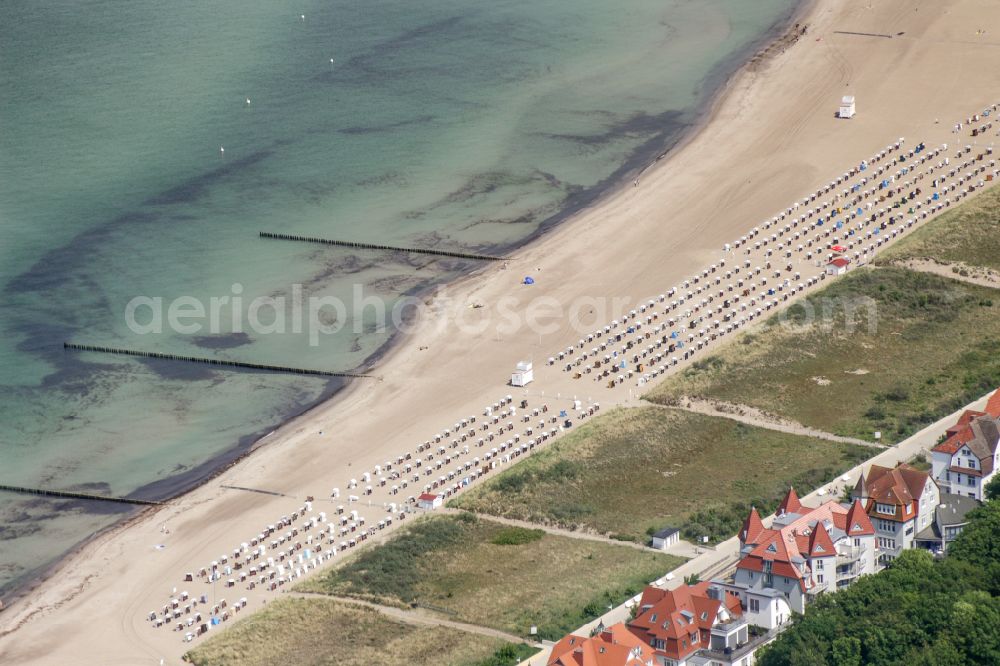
948, 591, 1000, 664
985, 474, 1000, 501
949, 499, 1000, 590
831, 637, 861, 666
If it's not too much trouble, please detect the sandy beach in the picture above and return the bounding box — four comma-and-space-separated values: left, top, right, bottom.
4, 0, 1000, 663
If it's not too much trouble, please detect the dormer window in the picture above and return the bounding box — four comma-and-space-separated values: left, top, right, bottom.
876, 503, 894, 515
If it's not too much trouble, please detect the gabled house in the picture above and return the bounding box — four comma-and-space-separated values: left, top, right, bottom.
930, 390, 1000, 501
825, 257, 850, 275
714, 489, 876, 629
627, 582, 758, 666
549, 623, 655, 666
854, 462, 939, 565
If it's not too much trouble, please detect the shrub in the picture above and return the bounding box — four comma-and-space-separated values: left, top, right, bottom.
490, 527, 544, 546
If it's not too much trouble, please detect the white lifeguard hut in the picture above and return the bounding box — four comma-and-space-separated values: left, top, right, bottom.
511, 360, 533, 387
839, 95, 856, 119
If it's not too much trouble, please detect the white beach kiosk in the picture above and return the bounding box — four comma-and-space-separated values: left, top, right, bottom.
511, 360, 534, 387
839, 95, 856, 119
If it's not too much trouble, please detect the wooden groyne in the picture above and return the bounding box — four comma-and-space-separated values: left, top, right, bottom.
833, 30, 894, 39
63, 343, 375, 379
0, 484, 163, 506
259, 231, 506, 262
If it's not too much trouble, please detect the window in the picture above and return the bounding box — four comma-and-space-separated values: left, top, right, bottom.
876, 503, 894, 515
946, 470, 951, 482
815, 559, 824, 570
968, 476, 976, 487
749, 598, 760, 613
691, 632, 698, 644
818, 574, 825, 583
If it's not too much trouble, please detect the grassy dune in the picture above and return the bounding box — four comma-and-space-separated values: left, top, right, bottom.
185, 596, 534, 666
452, 407, 870, 543
647, 267, 1000, 443
299, 513, 682, 640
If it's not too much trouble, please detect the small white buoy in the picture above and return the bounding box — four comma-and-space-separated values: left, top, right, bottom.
300, 14, 305, 20
329, 58, 334, 64
245, 97, 251, 106
220, 146, 225, 154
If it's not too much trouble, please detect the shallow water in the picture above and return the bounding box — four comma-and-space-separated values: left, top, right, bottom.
0, 0, 799, 595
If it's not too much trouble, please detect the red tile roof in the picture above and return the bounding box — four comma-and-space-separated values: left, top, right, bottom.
549, 623, 655, 666
934, 389, 1000, 456
862, 463, 929, 522
736, 497, 874, 593
845, 499, 875, 536
740, 506, 765, 544
777, 487, 802, 516
948, 465, 983, 478
629, 583, 740, 661
806, 521, 836, 557
987, 389, 1000, 419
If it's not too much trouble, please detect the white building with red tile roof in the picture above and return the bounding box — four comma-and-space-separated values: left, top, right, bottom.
930, 388, 1000, 501
548, 623, 655, 666
713, 489, 876, 629
626, 582, 767, 666
825, 257, 850, 275
853, 462, 939, 565
416, 492, 443, 509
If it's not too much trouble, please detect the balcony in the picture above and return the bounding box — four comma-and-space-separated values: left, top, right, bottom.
836, 546, 864, 564
836, 563, 859, 581
694, 627, 780, 665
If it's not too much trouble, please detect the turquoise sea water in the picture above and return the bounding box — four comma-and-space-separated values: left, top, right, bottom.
0, 0, 799, 595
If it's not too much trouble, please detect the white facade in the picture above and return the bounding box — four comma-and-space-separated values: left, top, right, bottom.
711, 582, 792, 631
839, 96, 856, 119
932, 445, 996, 501
511, 361, 533, 387
417, 494, 443, 510
825, 262, 847, 276
652, 528, 680, 550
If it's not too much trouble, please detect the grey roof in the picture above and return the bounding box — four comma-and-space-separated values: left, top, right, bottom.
965, 417, 999, 475
652, 527, 680, 539
936, 494, 979, 528
772, 512, 803, 527
916, 494, 979, 542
